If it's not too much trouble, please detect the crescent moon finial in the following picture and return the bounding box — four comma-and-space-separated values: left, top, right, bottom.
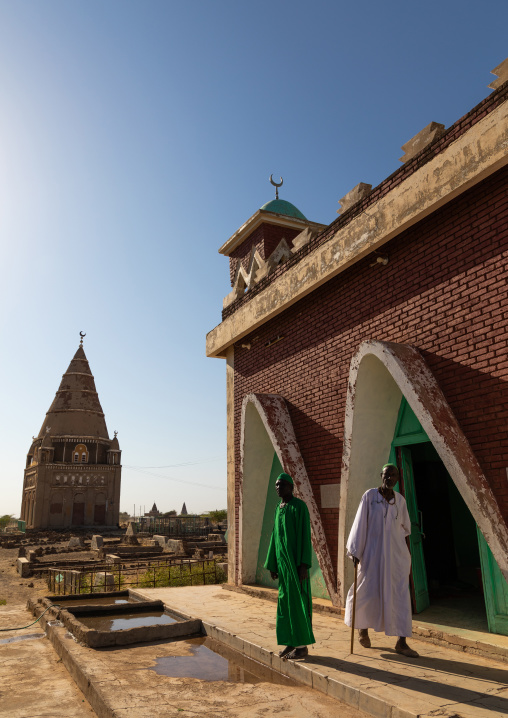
79, 331, 86, 346
269, 174, 283, 200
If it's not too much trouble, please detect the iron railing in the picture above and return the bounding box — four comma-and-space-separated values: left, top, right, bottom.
133, 516, 216, 536
46, 559, 224, 595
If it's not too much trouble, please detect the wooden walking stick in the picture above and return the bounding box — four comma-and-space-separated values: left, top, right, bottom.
350, 559, 359, 654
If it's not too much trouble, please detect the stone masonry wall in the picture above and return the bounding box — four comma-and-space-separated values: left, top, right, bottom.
232, 165, 508, 567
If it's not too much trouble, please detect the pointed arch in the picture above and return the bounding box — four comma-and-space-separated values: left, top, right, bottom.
338, 340, 508, 604
240, 393, 338, 605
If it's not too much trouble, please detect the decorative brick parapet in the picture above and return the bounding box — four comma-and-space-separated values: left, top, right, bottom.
337, 182, 372, 214
399, 121, 445, 163
489, 57, 508, 90
220, 80, 508, 322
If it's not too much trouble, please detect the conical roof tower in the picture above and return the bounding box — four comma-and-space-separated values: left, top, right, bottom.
21, 336, 122, 530
38, 342, 109, 439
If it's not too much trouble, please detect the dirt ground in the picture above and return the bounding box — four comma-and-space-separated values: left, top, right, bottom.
0, 604, 96, 718
0, 546, 51, 605
0, 542, 99, 605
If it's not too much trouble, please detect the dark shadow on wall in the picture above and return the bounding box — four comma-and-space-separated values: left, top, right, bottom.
282, 399, 342, 558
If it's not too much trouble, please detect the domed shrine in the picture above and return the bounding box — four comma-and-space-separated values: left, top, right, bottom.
219, 178, 325, 310
21, 337, 122, 529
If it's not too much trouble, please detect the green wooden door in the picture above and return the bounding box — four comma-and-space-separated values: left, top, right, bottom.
399, 446, 430, 613
477, 528, 508, 636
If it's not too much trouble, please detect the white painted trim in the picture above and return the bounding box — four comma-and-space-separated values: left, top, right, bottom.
338, 340, 508, 605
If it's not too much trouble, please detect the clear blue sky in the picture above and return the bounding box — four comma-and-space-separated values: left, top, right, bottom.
0, 1, 506, 516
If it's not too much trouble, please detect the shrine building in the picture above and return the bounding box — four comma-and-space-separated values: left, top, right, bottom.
206, 60, 508, 634
21, 338, 122, 529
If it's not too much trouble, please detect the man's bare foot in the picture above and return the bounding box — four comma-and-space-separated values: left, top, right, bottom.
395, 638, 419, 657
278, 645, 295, 658
286, 646, 308, 660
358, 629, 371, 648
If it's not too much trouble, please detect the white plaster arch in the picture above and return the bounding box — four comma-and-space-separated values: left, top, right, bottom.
338, 340, 508, 605
240, 393, 338, 605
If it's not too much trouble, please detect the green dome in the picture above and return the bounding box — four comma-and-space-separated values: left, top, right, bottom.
260, 199, 307, 220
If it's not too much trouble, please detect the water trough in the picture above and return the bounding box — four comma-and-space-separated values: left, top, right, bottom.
28, 592, 202, 648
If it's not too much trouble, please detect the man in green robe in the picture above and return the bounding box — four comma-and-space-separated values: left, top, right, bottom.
264, 472, 315, 659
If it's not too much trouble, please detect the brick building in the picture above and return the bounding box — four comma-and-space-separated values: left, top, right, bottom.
207, 60, 508, 633
21, 338, 122, 529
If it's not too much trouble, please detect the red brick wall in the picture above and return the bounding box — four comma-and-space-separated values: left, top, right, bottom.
232, 165, 508, 567
228, 223, 301, 286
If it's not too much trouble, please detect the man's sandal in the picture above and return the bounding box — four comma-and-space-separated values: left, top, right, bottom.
395, 645, 419, 657
358, 630, 371, 648
286, 646, 308, 660
278, 646, 295, 658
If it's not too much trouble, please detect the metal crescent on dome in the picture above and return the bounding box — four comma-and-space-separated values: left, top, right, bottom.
269, 174, 283, 200
79, 331, 86, 346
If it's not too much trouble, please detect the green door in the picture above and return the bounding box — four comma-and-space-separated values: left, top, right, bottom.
399, 446, 430, 613
477, 528, 508, 636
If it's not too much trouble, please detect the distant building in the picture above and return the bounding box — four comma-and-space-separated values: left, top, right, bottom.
21, 338, 122, 529
180, 502, 188, 515
145, 503, 161, 517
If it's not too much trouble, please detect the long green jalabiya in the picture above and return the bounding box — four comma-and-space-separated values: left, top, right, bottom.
264, 492, 315, 647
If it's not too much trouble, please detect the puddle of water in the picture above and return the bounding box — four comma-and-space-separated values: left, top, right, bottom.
149, 637, 295, 685
0, 633, 44, 645
61, 598, 131, 607
79, 611, 178, 631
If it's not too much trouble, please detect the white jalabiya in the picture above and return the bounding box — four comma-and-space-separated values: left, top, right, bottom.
345, 488, 413, 637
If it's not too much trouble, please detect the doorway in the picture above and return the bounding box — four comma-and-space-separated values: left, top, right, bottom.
400, 442, 487, 631
391, 397, 508, 635
72, 494, 85, 526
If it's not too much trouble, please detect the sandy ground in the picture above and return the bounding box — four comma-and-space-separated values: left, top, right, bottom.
0, 542, 101, 604
0, 547, 50, 605
0, 603, 95, 718
0, 545, 95, 716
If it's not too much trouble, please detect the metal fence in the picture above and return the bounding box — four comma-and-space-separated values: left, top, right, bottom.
46, 558, 224, 595
42, 554, 191, 573
0, 519, 25, 533
133, 516, 213, 536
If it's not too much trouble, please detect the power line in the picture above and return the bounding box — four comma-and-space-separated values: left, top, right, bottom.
123, 464, 224, 491
125, 455, 225, 469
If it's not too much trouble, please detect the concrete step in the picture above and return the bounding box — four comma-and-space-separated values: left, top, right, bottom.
224, 583, 508, 665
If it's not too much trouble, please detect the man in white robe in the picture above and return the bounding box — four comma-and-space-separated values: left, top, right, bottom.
344, 463, 419, 657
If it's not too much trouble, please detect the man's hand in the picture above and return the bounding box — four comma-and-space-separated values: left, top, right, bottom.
297, 564, 309, 582
270, 571, 278, 580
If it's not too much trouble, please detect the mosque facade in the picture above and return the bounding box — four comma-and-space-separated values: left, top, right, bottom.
21, 339, 122, 529
207, 60, 508, 633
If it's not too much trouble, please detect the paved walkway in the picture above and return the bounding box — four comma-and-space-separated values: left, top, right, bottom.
135, 584, 508, 718
0, 603, 94, 718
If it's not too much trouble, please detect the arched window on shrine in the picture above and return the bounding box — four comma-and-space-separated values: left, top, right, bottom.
73, 444, 89, 464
